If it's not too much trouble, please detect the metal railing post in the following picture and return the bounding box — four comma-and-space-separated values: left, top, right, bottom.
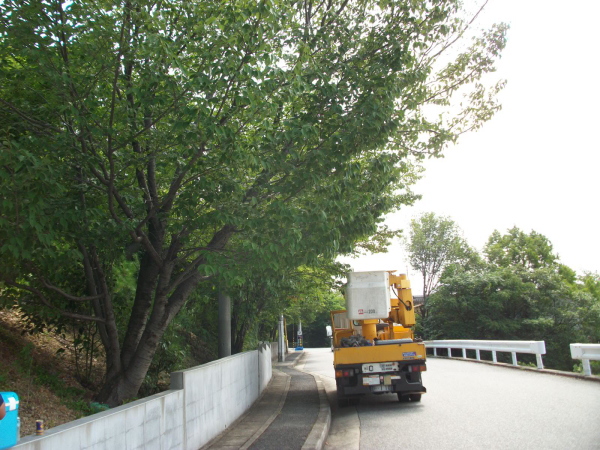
582, 359, 591, 376
536, 354, 544, 370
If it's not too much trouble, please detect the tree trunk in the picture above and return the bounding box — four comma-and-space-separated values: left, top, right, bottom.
94, 225, 236, 406
96, 369, 143, 406
422, 274, 429, 319
95, 305, 175, 406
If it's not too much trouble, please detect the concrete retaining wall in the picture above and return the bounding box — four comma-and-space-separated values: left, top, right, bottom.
259, 343, 273, 393
181, 350, 260, 450
13, 344, 272, 450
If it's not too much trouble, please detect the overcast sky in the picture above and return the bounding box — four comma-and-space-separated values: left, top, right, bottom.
341, 0, 600, 293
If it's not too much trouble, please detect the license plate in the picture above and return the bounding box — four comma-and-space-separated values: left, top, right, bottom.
363, 375, 381, 386
362, 362, 399, 373
372, 385, 393, 392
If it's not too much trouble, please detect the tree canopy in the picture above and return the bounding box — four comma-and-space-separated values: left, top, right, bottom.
423, 227, 600, 372
406, 212, 478, 303
0, 0, 507, 404
485, 227, 557, 270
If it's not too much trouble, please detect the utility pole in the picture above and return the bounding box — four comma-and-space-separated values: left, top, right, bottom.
218, 291, 231, 358
295, 319, 304, 351
278, 314, 285, 362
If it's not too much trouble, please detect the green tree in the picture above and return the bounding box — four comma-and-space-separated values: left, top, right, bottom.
0, 0, 507, 405
298, 291, 345, 348
424, 268, 536, 341
406, 212, 479, 309
425, 228, 600, 372
485, 227, 557, 270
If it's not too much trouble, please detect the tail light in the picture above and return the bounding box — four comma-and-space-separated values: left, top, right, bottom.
408, 364, 427, 372
335, 368, 355, 378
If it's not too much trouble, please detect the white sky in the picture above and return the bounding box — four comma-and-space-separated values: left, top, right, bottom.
341, 0, 600, 294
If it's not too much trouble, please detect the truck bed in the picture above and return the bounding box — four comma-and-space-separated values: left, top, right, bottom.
333, 342, 425, 365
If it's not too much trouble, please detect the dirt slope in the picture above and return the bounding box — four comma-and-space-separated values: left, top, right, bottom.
0, 309, 96, 437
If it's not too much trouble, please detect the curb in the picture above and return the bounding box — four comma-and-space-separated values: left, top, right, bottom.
273, 349, 306, 368
238, 373, 291, 450
272, 350, 333, 449
301, 376, 331, 450
279, 350, 332, 450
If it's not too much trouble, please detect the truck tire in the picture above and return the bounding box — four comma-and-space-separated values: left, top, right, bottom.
348, 397, 360, 406
397, 393, 409, 402
337, 397, 349, 407
409, 394, 422, 402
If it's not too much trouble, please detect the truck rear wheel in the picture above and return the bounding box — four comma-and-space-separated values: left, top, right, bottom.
397, 393, 409, 402
337, 397, 349, 407
398, 393, 422, 402
348, 397, 360, 406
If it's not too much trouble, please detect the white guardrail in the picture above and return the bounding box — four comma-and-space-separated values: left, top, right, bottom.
425, 340, 546, 369
570, 343, 600, 376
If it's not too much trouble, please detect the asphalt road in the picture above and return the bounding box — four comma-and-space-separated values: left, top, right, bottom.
298, 348, 600, 450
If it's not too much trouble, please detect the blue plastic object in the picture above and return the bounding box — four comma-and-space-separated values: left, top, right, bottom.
295, 335, 304, 351
0, 392, 20, 450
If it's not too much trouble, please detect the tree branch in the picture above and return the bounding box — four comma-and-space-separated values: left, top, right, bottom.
0, 99, 62, 134
106, 5, 130, 224
40, 278, 103, 302
4, 281, 105, 323
423, 0, 490, 64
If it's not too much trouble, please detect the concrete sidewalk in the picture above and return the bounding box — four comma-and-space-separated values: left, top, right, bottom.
202, 351, 331, 450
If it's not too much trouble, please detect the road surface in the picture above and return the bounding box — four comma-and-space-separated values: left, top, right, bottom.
297, 348, 600, 450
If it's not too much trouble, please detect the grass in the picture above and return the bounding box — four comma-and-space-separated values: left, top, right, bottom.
15, 342, 96, 416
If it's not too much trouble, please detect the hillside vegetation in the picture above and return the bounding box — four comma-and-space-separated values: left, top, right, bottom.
0, 309, 97, 436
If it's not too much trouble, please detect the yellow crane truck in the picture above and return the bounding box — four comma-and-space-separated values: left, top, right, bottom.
331, 271, 426, 406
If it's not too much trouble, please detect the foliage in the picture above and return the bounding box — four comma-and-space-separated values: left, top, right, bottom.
423, 227, 600, 372
352, 225, 405, 255
299, 292, 345, 348
484, 227, 557, 270
406, 212, 479, 309
227, 259, 346, 352
0, 0, 507, 404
